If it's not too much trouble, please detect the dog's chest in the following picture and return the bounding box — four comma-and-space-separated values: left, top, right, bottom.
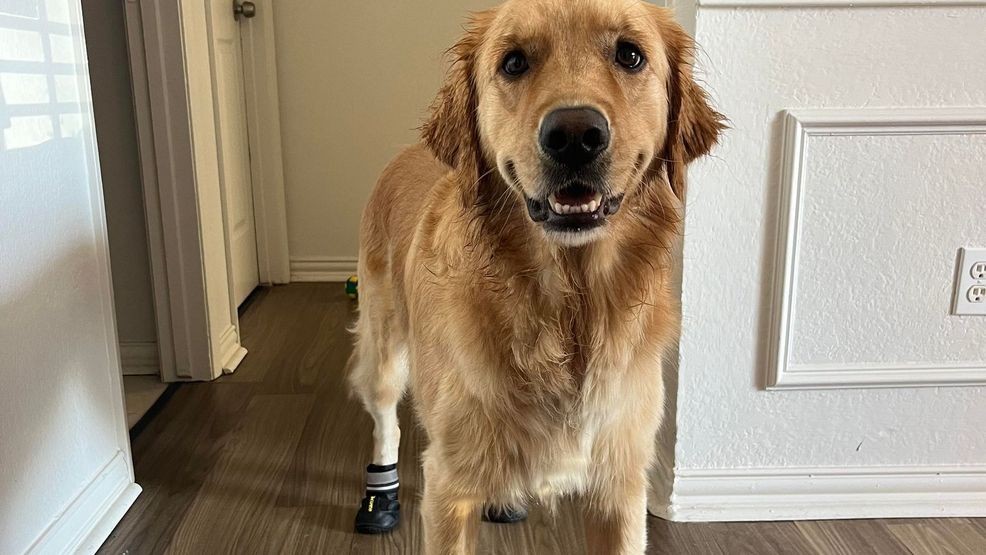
524, 374, 625, 497
418, 254, 670, 500
505, 283, 633, 389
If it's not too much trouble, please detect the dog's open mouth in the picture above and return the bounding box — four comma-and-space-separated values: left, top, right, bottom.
549, 183, 602, 215
525, 183, 623, 234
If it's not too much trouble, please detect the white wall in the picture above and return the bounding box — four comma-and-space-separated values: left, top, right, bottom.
662, 1, 986, 520
0, 1, 139, 551
272, 1, 494, 277
788, 129, 984, 370
81, 0, 159, 373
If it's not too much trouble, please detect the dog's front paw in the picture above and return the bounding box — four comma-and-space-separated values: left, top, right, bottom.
354, 492, 400, 534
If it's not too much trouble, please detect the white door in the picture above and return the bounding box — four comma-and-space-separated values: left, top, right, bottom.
208, 0, 259, 306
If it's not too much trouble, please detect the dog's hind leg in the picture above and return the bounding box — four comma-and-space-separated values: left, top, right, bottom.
350, 264, 409, 535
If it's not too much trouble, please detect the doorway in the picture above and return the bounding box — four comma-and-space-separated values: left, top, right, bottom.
106, 0, 290, 385
82, 0, 172, 424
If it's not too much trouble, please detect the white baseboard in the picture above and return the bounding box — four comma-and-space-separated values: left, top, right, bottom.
27, 451, 141, 554
290, 256, 358, 282
650, 465, 986, 522
119, 342, 159, 376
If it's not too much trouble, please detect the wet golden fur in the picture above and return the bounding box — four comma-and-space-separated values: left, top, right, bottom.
350, 1, 723, 553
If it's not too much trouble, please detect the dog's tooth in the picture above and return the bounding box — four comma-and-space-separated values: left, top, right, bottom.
580, 204, 589, 213
553, 202, 564, 214
589, 200, 598, 212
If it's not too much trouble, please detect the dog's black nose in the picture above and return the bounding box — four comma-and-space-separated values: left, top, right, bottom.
539, 107, 610, 169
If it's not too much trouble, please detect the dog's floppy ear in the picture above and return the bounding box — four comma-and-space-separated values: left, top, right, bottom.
422, 10, 495, 172
653, 9, 726, 201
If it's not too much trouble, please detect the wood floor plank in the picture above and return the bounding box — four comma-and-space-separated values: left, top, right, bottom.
222, 505, 357, 555
266, 286, 354, 394
225, 286, 294, 385
648, 519, 727, 555
99, 383, 256, 554
166, 394, 316, 554
703, 521, 821, 555
96, 284, 986, 555
968, 517, 986, 536
887, 519, 986, 555
480, 518, 538, 555
229, 284, 344, 388
796, 520, 911, 555
526, 500, 587, 555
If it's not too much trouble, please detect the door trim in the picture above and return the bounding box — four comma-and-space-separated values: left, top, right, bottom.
122, 0, 179, 381
239, 0, 291, 284
123, 0, 247, 381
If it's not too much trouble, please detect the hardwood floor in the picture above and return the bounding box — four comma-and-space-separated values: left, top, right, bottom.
122, 375, 169, 428
99, 284, 986, 554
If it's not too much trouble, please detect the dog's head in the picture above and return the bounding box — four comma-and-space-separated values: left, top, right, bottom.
423, 0, 724, 246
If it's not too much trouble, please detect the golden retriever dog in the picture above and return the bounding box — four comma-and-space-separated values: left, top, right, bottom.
349, 0, 723, 552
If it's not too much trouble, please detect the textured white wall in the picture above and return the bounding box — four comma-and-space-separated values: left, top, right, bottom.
0, 0, 135, 551
791, 133, 986, 367
676, 6, 986, 470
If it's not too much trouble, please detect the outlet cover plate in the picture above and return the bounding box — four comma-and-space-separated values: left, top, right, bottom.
953, 247, 986, 316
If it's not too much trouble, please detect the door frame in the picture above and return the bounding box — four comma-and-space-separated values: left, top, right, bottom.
122, 0, 288, 380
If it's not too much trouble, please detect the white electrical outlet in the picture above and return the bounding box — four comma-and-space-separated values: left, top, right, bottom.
973, 261, 986, 280
970, 286, 986, 304
953, 247, 986, 316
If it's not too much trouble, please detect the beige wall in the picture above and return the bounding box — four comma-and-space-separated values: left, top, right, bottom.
273, 1, 495, 263
82, 0, 157, 345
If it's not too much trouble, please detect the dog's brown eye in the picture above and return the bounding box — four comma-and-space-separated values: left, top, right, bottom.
616, 42, 645, 71
501, 51, 529, 77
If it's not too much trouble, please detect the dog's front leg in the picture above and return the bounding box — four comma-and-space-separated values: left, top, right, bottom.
421, 449, 481, 555
583, 473, 648, 554
583, 436, 651, 554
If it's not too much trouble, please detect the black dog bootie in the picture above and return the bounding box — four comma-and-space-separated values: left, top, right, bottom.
355, 463, 401, 534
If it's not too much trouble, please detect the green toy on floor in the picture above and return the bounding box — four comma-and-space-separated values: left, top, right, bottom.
345, 275, 358, 300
